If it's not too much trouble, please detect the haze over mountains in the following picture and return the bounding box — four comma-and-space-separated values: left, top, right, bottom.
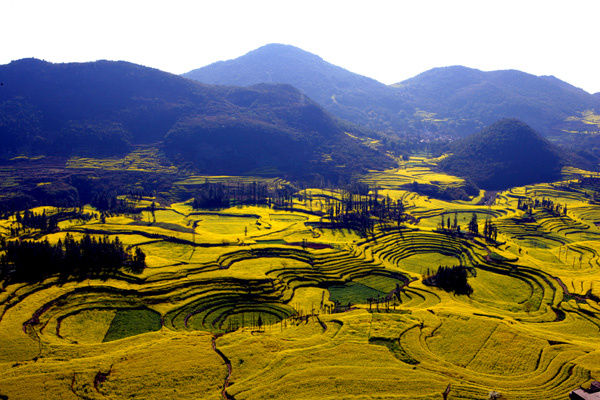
185, 44, 600, 142
0, 58, 392, 179
1, 44, 599, 188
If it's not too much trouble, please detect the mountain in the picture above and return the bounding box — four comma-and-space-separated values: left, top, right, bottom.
184, 44, 599, 143
183, 44, 413, 135
0, 58, 393, 179
394, 66, 599, 139
162, 83, 395, 178
438, 119, 563, 190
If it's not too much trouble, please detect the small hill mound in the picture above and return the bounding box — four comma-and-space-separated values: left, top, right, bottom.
439, 119, 562, 189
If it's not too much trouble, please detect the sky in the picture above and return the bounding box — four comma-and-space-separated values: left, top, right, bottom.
3, 0, 600, 93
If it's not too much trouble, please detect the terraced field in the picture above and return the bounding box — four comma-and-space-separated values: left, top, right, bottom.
2, 165, 600, 399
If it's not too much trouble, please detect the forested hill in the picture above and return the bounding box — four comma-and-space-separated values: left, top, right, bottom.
0, 58, 393, 180
184, 44, 599, 142
439, 119, 563, 190
394, 66, 600, 138
183, 43, 414, 135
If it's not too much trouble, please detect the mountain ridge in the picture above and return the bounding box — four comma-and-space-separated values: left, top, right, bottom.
0, 57, 393, 180
184, 44, 412, 136
184, 44, 600, 144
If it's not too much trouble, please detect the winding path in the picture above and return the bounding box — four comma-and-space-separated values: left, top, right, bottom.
211, 334, 235, 400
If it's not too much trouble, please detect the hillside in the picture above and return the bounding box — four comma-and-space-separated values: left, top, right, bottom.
4, 165, 600, 399
0, 58, 393, 179
439, 119, 563, 189
395, 66, 600, 139
184, 44, 599, 142
183, 43, 414, 135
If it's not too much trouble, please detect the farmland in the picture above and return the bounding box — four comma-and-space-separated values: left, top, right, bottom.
1, 160, 600, 399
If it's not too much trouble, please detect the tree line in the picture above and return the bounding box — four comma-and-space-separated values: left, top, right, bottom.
321, 183, 406, 237
437, 212, 498, 241
9, 208, 95, 237
192, 181, 295, 210
0, 233, 146, 284
517, 197, 568, 217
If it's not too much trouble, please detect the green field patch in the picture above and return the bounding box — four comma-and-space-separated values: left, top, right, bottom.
328, 282, 384, 305
369, 337, 419, 364
355, 274, 402, 293
103, 308, 162, 342
489, 251, 517, 262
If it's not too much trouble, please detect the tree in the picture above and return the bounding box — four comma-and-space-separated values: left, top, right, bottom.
468, 213, 478, 234
423, 265, 473, 295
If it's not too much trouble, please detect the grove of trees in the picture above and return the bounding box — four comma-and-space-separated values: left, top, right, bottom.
0, 233, 146, 284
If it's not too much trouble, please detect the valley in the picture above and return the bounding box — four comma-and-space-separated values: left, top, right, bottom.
2, 37, 600, 400
2, 157, 600, 399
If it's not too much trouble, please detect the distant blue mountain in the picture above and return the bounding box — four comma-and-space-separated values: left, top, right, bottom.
185, 44, 600, 143
0, 58, 393, 179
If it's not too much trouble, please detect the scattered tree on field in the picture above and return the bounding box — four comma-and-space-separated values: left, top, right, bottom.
468, 213, 478, 234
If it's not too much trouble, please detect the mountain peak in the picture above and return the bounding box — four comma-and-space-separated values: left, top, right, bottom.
245, 43, 322, 59
182, 44, 400, 133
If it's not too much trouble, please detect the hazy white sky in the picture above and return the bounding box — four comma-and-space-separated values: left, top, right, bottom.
3, 0, 600, 93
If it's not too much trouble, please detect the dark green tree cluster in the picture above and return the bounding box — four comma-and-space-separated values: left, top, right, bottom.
325, 185, 405, 237
468, 213, 479, 234
91, 192, 140, 215
12, 209, 94, 236
517, 197, 568, 217
423, 266, 473, 295
0, 234, 146, 284
438, 212, 461, 233
407, 180, 479, 201
192, 181, 295, 210
482, 217, 498, 241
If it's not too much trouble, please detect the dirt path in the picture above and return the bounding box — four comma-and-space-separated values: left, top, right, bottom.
553, 276, 590, 302
211, 334, 235, 400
